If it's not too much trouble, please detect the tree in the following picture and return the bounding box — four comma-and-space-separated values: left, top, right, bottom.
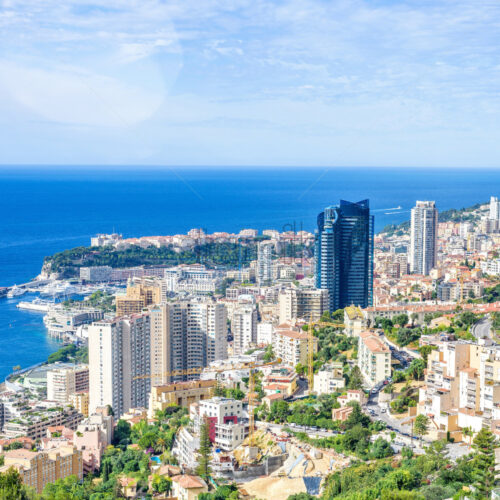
263, 344, 274, 362
394, 314, 409, 327
348, 365, 363, 390
152, 475, 172, 495
414, 414, 429, 445
196, 418, 212, 481
418, 345, 434, 363
472, 428, 498, 498
407, 359, 425, 381
0, 467, 36, 499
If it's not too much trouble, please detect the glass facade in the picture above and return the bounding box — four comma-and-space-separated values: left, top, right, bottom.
315, 199, 374, 311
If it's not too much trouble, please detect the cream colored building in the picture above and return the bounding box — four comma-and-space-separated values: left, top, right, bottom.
148, 380, 216, 418
275, 329, 317, 368
232, 304, 257, 355
69, 391, 89, 417
149, 301, 227, 386
358, 331, 391, 387
116, 280, 162, 317
171, 474, 208, 500
344, 306, 364, 337
88, 314, 151, 417
47, 365, 89, 404
278, 287, 329, 324
314, 362, 345, 394
0, 445, 82, 494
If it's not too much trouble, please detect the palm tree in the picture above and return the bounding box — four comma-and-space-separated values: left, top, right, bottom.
155, 437, 167, 454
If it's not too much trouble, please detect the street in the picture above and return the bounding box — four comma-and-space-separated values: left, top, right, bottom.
472, 315, 492, 340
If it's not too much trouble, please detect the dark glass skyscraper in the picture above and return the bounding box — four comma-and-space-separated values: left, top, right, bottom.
315, 199, 374, 312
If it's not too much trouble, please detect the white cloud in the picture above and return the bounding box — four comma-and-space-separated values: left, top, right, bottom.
0, 60, 164, 127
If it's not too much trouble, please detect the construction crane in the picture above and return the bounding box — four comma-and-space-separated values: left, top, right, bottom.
307, 316, 345, 394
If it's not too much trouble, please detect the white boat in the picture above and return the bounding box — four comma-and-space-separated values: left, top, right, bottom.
16, 298, 53, 312
7, 285, 26, 298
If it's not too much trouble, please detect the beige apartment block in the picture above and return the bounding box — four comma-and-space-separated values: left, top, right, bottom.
69, 391, 89, 417
148, 380, 216, 418
47, 365, 89, 404
358, 331, 391, 387
275, 329, 317, 368
116, 280, 162, 317
149, 301, 227, 386
0, 445, 82, 494
278, 287, 329, 324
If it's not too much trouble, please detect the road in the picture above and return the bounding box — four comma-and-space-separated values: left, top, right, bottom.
472, 316, 492, 340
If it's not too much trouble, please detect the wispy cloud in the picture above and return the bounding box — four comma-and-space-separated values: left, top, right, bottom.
1, 0, 500, 166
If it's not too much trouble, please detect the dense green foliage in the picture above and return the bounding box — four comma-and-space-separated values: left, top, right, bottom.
0, 467, 36, 500
484, 284, 500, 303
63, 290, 115, 312
259, 394, 341, 430
45, 241, 312, 276
318, 439, 476, 500
47, 344, 88, 364
199, 483, 240, 500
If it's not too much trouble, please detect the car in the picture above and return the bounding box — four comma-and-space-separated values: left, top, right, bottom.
381, 409, 386, 413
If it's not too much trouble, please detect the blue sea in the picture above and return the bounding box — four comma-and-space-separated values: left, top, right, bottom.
0, 166, 498, 379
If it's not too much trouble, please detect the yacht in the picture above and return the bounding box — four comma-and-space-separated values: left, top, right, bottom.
7, 285, 26, 298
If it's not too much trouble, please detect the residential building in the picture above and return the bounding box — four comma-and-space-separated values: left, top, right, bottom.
193, 398, 247, 451
79, 266, 112, 282
148, 380, 216, 418
69, 392, 89, 417
232, 304, 257, 355
315, 199, 374, 311
171, 474, 208, 500
116, 280, 162, 317
314, 362, 345, 394
149, 301, 227, 386
2, 406, 82, 440
409, 201, 438, 275
344, 306, 364, 337
257, 241, 274, 285
47, 365, 89, 404
358, 331, 391, 387
73, 409, 114, 473
275, 329, 317, 368
88, 313, 151, 417
278, 287, 329, 323
490, 196, 500, 220
0, 445, 82, 494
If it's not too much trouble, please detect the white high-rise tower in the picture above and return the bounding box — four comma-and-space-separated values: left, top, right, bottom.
409, 201, 438, 276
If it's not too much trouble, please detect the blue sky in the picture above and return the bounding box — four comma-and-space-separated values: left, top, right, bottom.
0, 0, 499, 167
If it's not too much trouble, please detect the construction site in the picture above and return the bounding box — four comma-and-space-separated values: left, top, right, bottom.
232, 428, 350, 500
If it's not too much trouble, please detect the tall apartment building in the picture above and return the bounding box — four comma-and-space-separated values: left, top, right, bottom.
358, 331, 391, 387
88, 313, 151, 417
275, 329, 317, 368
149, 301, 228, 386
257, 241, 273, 285
231, 304, 257, 355
278, 287, 329, 323
409, 201, 438, 276
47, 365, 89, 404
115, 279, 162, 317
0, 446, 83, 495
490, 196, 500, 220
315, 199, 374, 311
